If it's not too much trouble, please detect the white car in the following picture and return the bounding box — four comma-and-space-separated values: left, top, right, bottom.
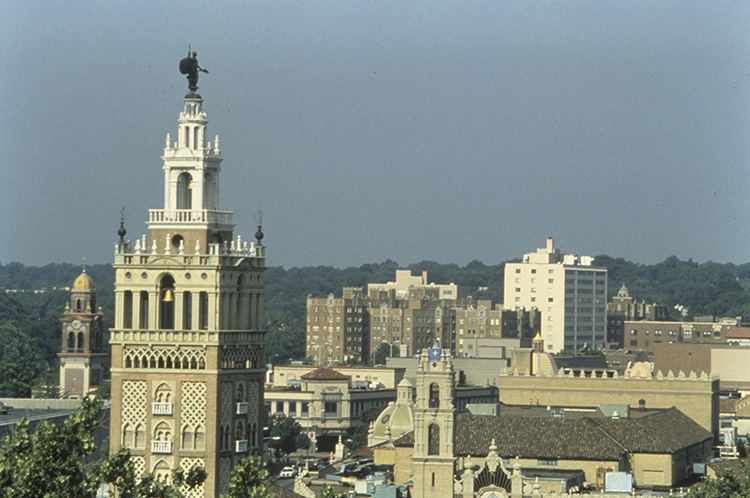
279, 466, 297, 478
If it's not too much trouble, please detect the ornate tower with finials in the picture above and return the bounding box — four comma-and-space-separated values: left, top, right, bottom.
109, 54, 266, 497
58, 265, 106, 398
411, 343, 456, 498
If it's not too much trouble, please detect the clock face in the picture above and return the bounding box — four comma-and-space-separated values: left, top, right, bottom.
72, 319, 81, 330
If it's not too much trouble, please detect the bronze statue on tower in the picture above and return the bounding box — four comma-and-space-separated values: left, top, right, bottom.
179, 48, 209, 91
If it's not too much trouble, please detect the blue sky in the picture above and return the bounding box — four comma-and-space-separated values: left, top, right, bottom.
2, 1, 749, 268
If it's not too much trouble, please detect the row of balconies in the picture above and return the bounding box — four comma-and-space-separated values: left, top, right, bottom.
150, 440, 249, 454
151, 402, 249, 416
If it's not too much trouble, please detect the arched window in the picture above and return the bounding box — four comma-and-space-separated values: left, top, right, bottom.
195, 425, 205, 450
154, 383, 172, 403
177, 172, 193, 209
429, 383, 440, 408
77, 332, 85, 351
122, 423, 133, 447
159, 274, 175, 330
428, 424, 440, 455
153, 460, 171, 484
182, 425, 193, 450
67, 332, 75, 351
135, 424, 145, 448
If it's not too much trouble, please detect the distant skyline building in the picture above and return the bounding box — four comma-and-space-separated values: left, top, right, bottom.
307, 270, 459, 363
504, 238, 607, 353
607, 285, 670, 347
58, 267, 106, 398
109, 76, 266, 497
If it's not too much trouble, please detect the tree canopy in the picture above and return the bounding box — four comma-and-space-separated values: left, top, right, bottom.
0, 398, 206, 498
3, 255, 750, 394
268, 414, 309, 458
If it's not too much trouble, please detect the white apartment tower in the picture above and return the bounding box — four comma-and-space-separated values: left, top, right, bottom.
504, 238, 607, 353
109, 64, 266, 497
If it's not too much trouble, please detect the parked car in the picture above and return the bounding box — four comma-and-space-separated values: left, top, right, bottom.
0, 402, 13, 415
279, 466, 297, 478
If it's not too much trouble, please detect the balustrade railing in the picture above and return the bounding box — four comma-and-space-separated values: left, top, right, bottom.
151, 440, 172, 454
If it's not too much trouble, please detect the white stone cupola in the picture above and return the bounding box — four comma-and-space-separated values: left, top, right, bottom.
148, 90, 234, 254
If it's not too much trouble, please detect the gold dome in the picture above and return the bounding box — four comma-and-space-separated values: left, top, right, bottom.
73, 272, 95, 291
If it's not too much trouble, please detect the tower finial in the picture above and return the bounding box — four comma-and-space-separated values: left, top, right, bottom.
82, 257, 87, 273
118, 206, 127, 242
254, 210, 264, 245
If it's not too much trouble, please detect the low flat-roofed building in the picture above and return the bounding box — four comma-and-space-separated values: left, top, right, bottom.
269, 364, 406, 389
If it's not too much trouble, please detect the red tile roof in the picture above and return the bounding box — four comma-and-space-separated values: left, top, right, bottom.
300, 367, 351, 381
726, 327, 750, 339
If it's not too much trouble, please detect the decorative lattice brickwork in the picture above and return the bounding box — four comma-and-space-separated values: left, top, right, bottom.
181, 381, 206, 433
220, 382, 232, 427
219, 345, 261, 369
248, 381, 259, 421
132, 455, 146, 481
219, 457, 233, 496
124, 346, 206, 370
64, 368, 84, 396
122, 380, 147, 446
180, 457, 206, 498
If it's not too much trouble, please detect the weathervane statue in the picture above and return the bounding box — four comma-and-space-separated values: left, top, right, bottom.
179, 46, 209, 91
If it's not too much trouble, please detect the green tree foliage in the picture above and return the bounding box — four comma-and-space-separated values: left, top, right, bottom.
4, 255, 750, 395
319, 483, 348, 498
685, 466, 750, 498
219, 454, 273, 498
268, 414, 309, 458
0, 322, 45, 397
0, 397, 205, 498
372, 342, 391, 366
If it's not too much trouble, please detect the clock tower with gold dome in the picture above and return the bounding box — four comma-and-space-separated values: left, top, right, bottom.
108, 55, 267, 497
58, 265, 106, 398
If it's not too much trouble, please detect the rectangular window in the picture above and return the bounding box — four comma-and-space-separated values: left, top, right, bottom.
199, 291, 209, 330
324, 402, 338, 417
288, 401, 296, 415
123, 291, 133, 329
183, 291, 192, 329
301, 402, 309, 417
139, 291, 149, 329
276, 401, 284, 414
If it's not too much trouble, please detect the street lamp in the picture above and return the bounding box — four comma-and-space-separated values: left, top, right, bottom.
317, 342, 329, 366
383, 339, 400, 358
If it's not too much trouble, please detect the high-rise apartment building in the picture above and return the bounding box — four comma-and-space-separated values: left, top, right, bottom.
305, 270, 459, 364
504, 238, 607, 353
453, 301, 540, 357
306, 287, 368, 365
109, 65, 266, 497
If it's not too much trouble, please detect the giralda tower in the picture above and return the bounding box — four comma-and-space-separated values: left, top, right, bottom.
110, 54, 266, 497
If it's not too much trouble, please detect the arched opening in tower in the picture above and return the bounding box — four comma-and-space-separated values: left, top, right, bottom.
159, 274, 176, 330
177, 172, 193, 210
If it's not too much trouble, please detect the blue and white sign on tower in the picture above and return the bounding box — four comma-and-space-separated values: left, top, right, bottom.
428, 347, 442, 361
